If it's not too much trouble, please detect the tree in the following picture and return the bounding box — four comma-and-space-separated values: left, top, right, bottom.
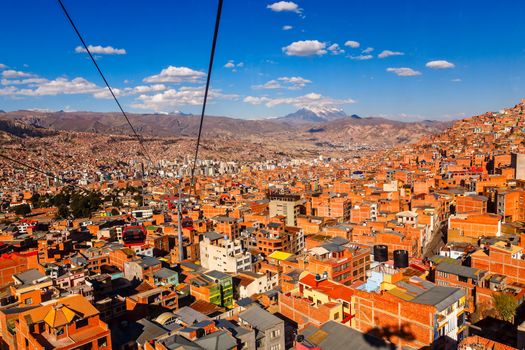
56, 205, 70, 219
10, 204, 31, 216
492, 293, 518, 322
470, 301, 496, 323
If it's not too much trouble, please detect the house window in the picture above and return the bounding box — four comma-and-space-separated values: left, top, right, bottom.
25, 298, 33, 305
97, 337, 108, 348
270, 345, 281, 350
334, 312, 340, 320
271, 329, 281, 338
76, 318, 89, 329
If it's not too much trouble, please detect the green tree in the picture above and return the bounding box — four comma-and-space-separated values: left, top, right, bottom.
56, 205, 70, 219
10, 204, 31, 216
492, 293, 518, 322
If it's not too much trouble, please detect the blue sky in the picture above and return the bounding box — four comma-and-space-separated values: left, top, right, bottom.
1, 0, 524, 121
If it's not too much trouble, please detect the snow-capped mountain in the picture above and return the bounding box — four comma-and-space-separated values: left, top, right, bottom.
278, 107, 360, 123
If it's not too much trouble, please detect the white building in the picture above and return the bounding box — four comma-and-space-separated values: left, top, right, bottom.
200, 232, 252, 273
237, 271, 279, 299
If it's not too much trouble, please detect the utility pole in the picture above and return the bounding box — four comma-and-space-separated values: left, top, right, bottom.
177, 187, 184, 263
141, 162, 146, 207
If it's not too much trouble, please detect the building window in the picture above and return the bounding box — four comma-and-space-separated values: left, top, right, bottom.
271, 329, 281, 338
76, 318, 89, 329
334, 312, 340, 320
25, 298, 33, 305
270, 345, 281, 350
97, 337, 108, 348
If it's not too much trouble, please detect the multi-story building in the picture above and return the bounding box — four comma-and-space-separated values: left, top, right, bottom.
124, 256, 162, 282
199, 231, 252, 273
239, 305, 285, 350
353, 266, 468, 349
455, 193, 488, 214
269, 194, 304, 227
306, 242, 370, 285
279, 272, 354, 328
448, 213, 502, 243
497, 189, 525, 222
511, 153, 525, 180
237, 271, 279, 299
0, 252, 38, 288
471, 241, 525, 284
434, 261, 487, 312
190, 270, 234, 308
212, 216, 241, 240
310, 192, 352, 221
10, 294, 111, 350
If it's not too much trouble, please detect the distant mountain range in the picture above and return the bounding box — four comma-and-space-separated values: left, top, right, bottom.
0, 108, 451, 148
277, 107, 361, 124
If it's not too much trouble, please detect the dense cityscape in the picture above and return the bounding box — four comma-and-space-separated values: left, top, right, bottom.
2, 1, 525, 349
0, 97, 524, 350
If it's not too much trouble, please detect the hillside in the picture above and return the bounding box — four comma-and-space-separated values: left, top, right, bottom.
0, 109, 450, 149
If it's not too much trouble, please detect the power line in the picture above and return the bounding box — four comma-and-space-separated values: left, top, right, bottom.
189, 0, 224, 195
56, 0, 153, 166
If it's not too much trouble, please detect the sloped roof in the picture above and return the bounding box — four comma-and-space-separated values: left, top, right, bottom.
411, 286, 465, 312
239, 306, 282, 331
299, 321, 392, 350
22, 295, 98, 328
436, 262, 485, 280
44, 305, 78, 327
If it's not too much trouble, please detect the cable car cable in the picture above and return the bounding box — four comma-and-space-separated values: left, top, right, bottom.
189, 0, 224, 196
56, 0, 154, 166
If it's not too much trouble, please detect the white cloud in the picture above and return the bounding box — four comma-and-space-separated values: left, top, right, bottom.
93, 84, 167, 99
362, 47, 374, 54
224, 60, 243, 69
131, 86, 238, 111
282, 40, 327, 56
243, 96, 269, 105
451, 78, 462, 82
426, 60, 455, 69
75, 45, 126, 55
4, 77, 103, 96
282, 25, 293, 30
143, 66, 205, 84
1, 78, 49, 86
253, 80, 282, 90
24, 77, 102, 95
0, 64, 7, 70
2, 70, 34, 78
253, 76, 312, 90
328, 43, 345, 55
244, 92, 355, 108
386, 67, 421, 77
378, 50, 404, 58
0, 86, 18, 96
267, 1, 301, 13
278, 76, 311, 89
348, 55, 373, 61
344, 41, 360, 49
